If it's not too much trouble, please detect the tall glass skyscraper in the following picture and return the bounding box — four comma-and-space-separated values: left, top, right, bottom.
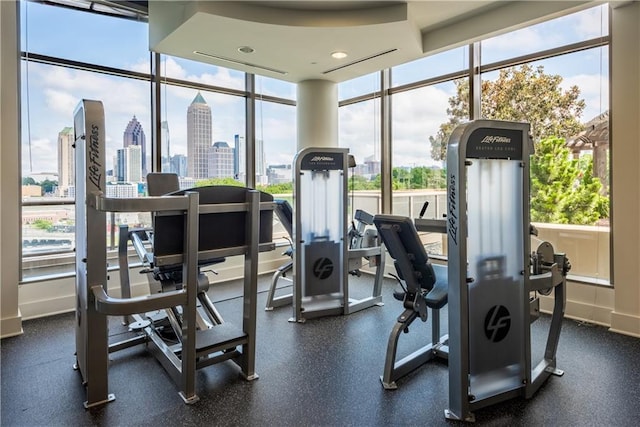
161, 120, 171, 173
123, 115, 147, 177
234, 134, 245, 181
187, 92, 212, 179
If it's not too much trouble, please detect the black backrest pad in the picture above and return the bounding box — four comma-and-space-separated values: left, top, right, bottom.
373, 214, 436, 290
154, 185, 273, 257
274, 199, 293, 238
147, 172, 180, 196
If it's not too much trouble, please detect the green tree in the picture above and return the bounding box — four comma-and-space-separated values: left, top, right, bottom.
430, 64, 586, 161
22, 177, 36, 185
40, 179, 58, 194
33, 219, 53, 231
348, 174, 378, 191
195, 177, 244, 187
530, 137, 608, 224
409, 167, 447, 190
259, 181, 294, 195
392, 167, 411, 190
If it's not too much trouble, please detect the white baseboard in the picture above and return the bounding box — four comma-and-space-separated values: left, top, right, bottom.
609, 311, 640, 338
0, 312, 23, 338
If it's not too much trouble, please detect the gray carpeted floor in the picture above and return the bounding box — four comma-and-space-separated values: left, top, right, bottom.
2, 275, 640, 426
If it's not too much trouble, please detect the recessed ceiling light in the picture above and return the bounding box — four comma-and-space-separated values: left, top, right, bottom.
331, 51, 348, 59
238, 46, 254, 54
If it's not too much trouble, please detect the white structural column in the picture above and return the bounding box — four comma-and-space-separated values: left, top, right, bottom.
296, 80, 338, 150
611, 1, 640, 337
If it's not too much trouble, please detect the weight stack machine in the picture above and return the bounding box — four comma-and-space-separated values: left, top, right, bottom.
291, 147, 349, 322
445, 120, 570, 422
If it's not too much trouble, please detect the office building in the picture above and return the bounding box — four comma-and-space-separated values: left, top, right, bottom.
170, 154, 187, 178
115, 145, 142, 183
160, 120, 171, 173
187, 92, 212, 179
234, 134, 245, 182
56, 127, 74, 197
208, 141, 235, 179
123, 115, 147, 177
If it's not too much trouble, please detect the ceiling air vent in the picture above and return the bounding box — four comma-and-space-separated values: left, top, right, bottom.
193, 51, 288, 75
322, 48, 398, 74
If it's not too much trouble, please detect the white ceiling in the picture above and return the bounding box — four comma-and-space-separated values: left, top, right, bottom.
148, 1, 592, 84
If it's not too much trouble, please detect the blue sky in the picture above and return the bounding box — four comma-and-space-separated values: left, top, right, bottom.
20, 1, 609, 175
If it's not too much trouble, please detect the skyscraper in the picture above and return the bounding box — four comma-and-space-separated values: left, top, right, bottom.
255, 138, 267, 185
161, 120, 171, 172
123, 115, 147, 177
115, 145, 142, 183
234, 134, 245, 181
209, 141, 235, 179
187, 92, 212, 179
171, 154, 188, 178
57, 127, 74, 197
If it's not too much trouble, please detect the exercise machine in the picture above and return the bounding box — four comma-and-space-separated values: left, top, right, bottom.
284, 147, 385, 322
265, 201, 384, 312
373, 215, 448, 389
445, 120, 570, 421
73, 100, 274, 408
264, 200, 295, 310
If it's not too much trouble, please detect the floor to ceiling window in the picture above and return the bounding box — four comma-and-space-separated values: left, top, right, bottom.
338, 3, 611, 283
20, 0, 151, 280
338, 72, 382, 219
19, 0, 297, 281
479, 4, 610, 283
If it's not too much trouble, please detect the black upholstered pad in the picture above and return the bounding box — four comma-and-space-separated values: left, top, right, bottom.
154, 185, 273, 258
425, 264, 448, 309
373, 214, 437, 291
274, 199, 293, 238
146, 173, 180, 196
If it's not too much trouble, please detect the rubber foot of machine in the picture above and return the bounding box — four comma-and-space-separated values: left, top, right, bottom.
83, 393, 115, 409
380, 376, 398, 390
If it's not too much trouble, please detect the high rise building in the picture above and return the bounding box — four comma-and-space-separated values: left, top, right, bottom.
123, 115, 147, 177
187, 92, 212, 179
115, 145, 142, 183
209, 141, 235, 179
57, 127, 74, 197
161, 120, 171, 173
171, 154, 188, 177
255, 139, 267, 185
234, 134, 245, 181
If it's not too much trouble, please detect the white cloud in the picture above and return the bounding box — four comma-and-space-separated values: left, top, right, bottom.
482, 27, 550, 54
340, 85, 452, 167
22, 137, 55, 174
43, 89, 77, 117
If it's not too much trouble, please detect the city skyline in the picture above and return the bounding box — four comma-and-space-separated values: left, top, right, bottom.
55, 92, 276, 189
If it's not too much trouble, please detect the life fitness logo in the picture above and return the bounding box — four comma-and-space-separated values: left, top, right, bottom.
484, 305, 511, 342
313, 257, 334, 279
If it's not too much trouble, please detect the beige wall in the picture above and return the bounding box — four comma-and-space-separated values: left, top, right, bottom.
2, 2, 640, 338
1, 0, 23, 338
